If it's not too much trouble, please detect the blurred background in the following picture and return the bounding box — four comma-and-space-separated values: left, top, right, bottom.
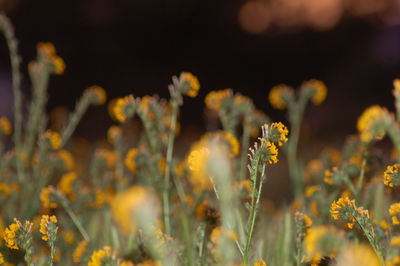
1, 0, 400, 199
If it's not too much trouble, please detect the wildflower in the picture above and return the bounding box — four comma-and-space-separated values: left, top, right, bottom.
43, 130, 61, 149
387, 256, 400, 266
138, 96, 155, 119
0, 252, 3, 264
335, 243, 381, 266
303, 79, 327, 105
180, 72, 200, 97
88, 246, 114, 266
309, 200, 319, 218
95, 149, 117, 168
0, 183, 11, 198
124, 148, 139, 173
357, 105, 389, 143
120, 261, 134, 266
391, 236, 400, 246
305, 185, 321, 198
113, 95, 135, 123
57, 172, 77, 197
90, 189, 106, 208
205, 89, 233, 111
295, 212, 313, 235
107, 125, 123, 144
196, 201, 209, 221
112, 186, 160, 234
389, 203, 400, 225
393, 79, 400, 95
62, 230, 74, 244
86, 86, 107, 105
268, 84, 290, 110
187, 146, 212, 192
58, 149, 75, 170
260, 140, 279, 164
37, 42, 66, 74
39, 215, 58, 241
40, 186, 58, 209
254, 258, 267, 266
0, 117, 12, 135
137, 260, 161, 266
330, 197, 368, 229
384, 163, 400, 188
323, 169, 333, 185
210, 226, 238, 244
72, 240, 88, 263
269, 122, 289, 146
3, 222, 19, 249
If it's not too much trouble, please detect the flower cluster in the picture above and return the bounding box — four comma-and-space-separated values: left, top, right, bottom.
357, 105, 389, 143
384, 163, 400, 188
39, 215, 58, 241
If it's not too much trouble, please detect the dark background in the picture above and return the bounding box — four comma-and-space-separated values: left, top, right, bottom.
1, 0, 400, 147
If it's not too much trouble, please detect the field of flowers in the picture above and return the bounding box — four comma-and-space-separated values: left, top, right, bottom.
1, 13, 400, 266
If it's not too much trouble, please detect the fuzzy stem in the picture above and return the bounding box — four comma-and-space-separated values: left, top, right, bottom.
163, 99, 179, 236
61, 198, 90, 242
239, 117, 251, 180
0, 13, 24, 181
355, 156, 367, 203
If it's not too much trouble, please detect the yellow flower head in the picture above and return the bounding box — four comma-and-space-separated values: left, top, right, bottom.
36, 42, 65, 74
3, 221, 19, 249
393, 79, 400, 95
88, 246, 114, 266
303, 79, 327, 105
304, 225, 343, 262
107, 125, 123, 144
210, 226, 237, 244
330, 197, 368, 229
95, 149, 117, 168
295, 212, 313, 235
138, 96, 156, 120
43, 130, 61, 149
268, 84, 290, 110
40, 186, 58, 209
37, 42, 56, 57
39, 215, 57, 241
389, 203, 400, 225
0, 252, 4, 264
53, 56, 66, 75
86, 86, 107, 105
391, 236, 400, 247
111, 186, 160, 234
124, 148, 139, 173
254, 258, 267, 266
72, 240, 88, 263
62, 230, 75, 245
0, 183, 11, 198
58, 149, 75, 170
57, 172, 77, 197
305, 185, 321, 198
205, 89, 233, 111
384, 163, 400, 188
187, 146, 212, 192
269, 122, 289, 146
336, 243, 381, 266
264, 140, 279, 164
357, 105, 389, 143
180, 72, 200, 98
0, 117, 12, 136
113, 95, 135, 123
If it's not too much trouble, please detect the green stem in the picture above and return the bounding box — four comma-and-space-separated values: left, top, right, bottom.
61, 199, 90, 242
356, 156, 367, 203
163, 100, 179, 236
239, 117, 251, 180
0, 13, 24, 181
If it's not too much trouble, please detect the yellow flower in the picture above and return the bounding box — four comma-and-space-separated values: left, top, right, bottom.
138, 96, 155, 120
389, 203, 400, 225
124, 148, 139, 173
37, 42, 56, 56
36, 42, 65, 74
303, 79, 327, 105
357, 105, 389, 143
3, 221, 19, 250
0, 117, 12, 136
95, 149, 117, 168
330, 197, 356, 229
210, 226, 237, 244
336, 243, 381, 266
295, 212, 313, 235
265, 141, 278, 164
270, 122, 289, 146
181, 72, 200, 97
113, 95, 135, 123
391, 236, 400, 246
0, 183, 11, 198
62, 230, 74, 245
254, 258, 267, 266
187, 146, 212, 192
88, 246, 113, 266
120, 261, 135, 266
384, 163, 400, 188
393, 79, 400, 95
305, 185, 321, 198
111, 186, 159, 234
268, 84, 288, 110
43, 130, 61, 149
324, 169, 333, 185
57, 149, 75, 170
53, 56, 66, 75
107, 125, 123, 144
39, 215, 57, 241
221, 131, 240, 157
57, 172, 77, 197
205, 89, 233, 111
72, 240, 88, 263
0, 252, 4, 264
86, 86, 107, 105
195, 201, 209, 221
40, 186, 58, 209
137, 260, 161, 266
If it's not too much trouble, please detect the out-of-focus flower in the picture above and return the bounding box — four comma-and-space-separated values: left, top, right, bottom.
113, 95, 135, 123
43, 130, 61, 150
0, 117, 12, 136
85, 86, 107, 105
384, 163, 400, 187
180, 72, 200, 98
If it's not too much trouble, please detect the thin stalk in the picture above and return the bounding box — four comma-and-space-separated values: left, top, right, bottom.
243, 161, 266, 264
356, 156, 367, 203
239, 117, 251, 180
61, 200, 90, 242
163, 100, 179, 236
0, 14, 24, 181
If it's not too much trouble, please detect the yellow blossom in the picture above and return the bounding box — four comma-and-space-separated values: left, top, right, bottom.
3, 221, 20, 250
389, 203, 400, 225
39, 215, 57, 241
330, 197, 356, 229
57, 172, 77, 197
107, 125, 123, 144
72, 240, 88, 263
391, 236, 400, 246
305, 185, 321, 198
393, 79, 400, 95
125, 148, 139, 173
268, 84, 288, 110
336, 244, 381, 266
304, 79, 327, 105
265, 141, 278, 164
137, 260, 161, 266
113, 95, 135, 122
58, 149, 75, 170
43, 130, 61, 149
88, 246, 113, 266
270, 122, 289, 146
0, 117, 12, 136
205, 89, 233, 111
210, 226, 237, 244
181, 72, 200, 97
0, 183, 11, 198
86, 85, 107, 105
0, 252, 3, 264
357, 105, 389, 143
62, 230, 74, 244
196, 201, 209, 221
254, 258, 267, 266
40, 186, 58, 209
384, 163, 400, 188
